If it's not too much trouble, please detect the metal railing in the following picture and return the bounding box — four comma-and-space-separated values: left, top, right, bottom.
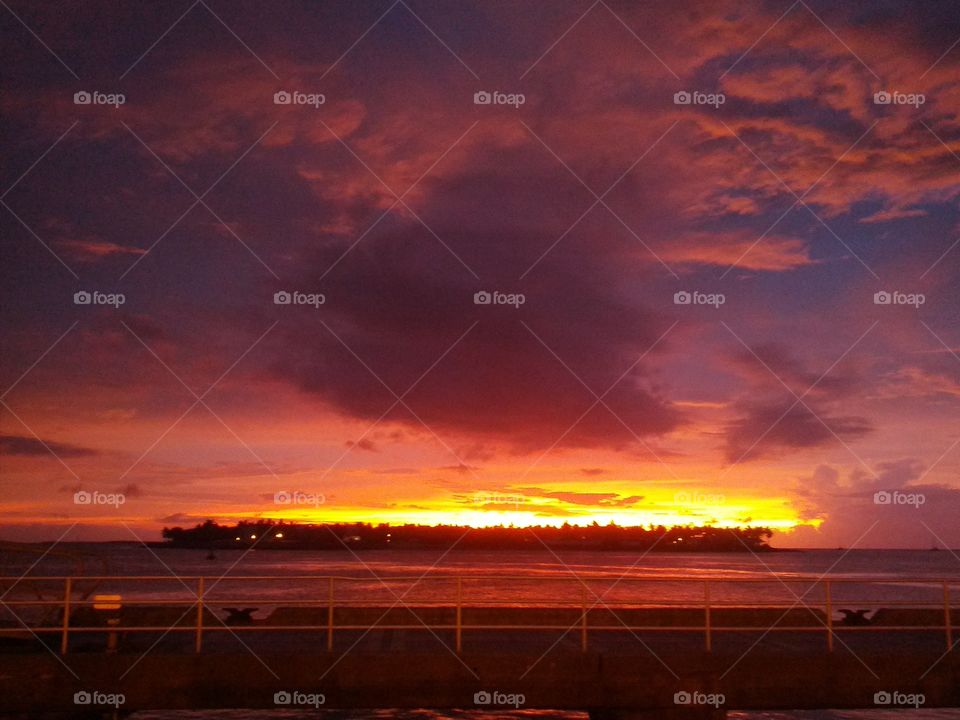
0, 574, 956, 655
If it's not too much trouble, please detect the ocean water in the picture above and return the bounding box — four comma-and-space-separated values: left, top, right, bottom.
4, 545, 959, 619
4, 545, 959, 604
126, 711, 960, 719
2, 545, 959, 719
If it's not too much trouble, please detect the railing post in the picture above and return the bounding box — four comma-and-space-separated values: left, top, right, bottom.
945, 581, 952, 652
456, 576, 463, 654
581, 584, 588, 652
825, 579, 833, 652
60, 577, 72, 655
704, 580, 711, 652
195, 577, 204, 653
327, 576, 334, 652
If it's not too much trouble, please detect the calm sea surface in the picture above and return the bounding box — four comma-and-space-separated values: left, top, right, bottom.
4, 545, 960, 609
3, 545, 959, 719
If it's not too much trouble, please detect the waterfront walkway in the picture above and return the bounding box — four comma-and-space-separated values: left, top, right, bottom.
1, 573, 957, 717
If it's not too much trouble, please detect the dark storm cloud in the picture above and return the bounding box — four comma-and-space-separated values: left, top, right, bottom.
719, 340, 876, 463
0, 434, 99, 458
723, 402, 874, 463
726, 342, 863, 398
267, 207, 683, 452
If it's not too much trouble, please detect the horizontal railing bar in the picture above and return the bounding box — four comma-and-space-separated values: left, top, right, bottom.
4, 601, 958, 613
5, 624, 958, 635
4, 574, 960, 583
4, 599, 958, 609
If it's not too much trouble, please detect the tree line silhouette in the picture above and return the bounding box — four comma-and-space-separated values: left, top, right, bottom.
162, 520, 774, 552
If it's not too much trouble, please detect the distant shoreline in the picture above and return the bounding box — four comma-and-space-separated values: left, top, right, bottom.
153, 543, 795, 553
1, 539, 797, 552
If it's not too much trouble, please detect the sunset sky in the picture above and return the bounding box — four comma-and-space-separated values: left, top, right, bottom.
1, 0, 959, 548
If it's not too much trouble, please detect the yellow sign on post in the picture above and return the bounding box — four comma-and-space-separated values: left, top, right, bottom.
93, 594, 123, 653
93, 594, 122, 611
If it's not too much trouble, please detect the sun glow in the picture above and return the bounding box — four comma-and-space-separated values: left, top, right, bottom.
217, 488, 802, 530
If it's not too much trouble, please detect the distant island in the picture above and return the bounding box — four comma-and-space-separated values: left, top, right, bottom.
161, 520, 775, 552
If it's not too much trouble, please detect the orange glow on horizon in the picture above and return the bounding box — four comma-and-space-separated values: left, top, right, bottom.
207, 490, 804, 531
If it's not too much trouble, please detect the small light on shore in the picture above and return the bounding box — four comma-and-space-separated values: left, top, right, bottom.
275, 532, 284, 539
250, 534, 256, 539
